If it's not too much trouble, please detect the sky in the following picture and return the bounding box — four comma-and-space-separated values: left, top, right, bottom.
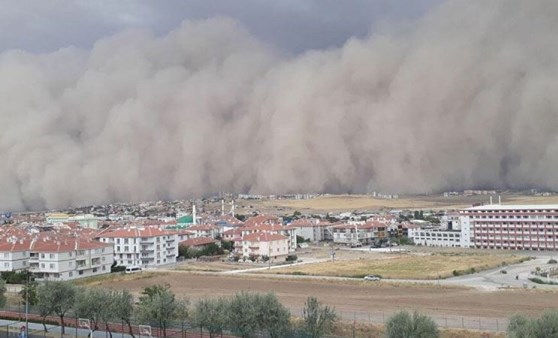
1, 0, 557, 211
0, 0, 441, 54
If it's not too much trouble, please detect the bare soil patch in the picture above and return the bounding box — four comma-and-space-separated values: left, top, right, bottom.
93, 272, 558, 319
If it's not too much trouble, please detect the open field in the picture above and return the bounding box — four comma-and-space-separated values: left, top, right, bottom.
92, 272, 558, 319
174, 260, 253, 272
72, 271, 167, 286
260, 252, 529, 279
235, 193, 558, 213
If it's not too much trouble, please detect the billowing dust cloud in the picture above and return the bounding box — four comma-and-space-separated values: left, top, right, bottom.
1, 1, 557, 210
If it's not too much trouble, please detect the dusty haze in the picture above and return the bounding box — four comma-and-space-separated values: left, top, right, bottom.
1, 0, 557, 210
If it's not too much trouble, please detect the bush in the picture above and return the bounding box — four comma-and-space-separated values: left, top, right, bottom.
111, 265, 126, 273
508, 310, 558, 338
385, 310, 439, 338
548, 258, 557, 264
1, 271, 32, 284
286, 255, 298, 262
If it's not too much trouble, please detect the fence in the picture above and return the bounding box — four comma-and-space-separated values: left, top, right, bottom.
0, 304, 508, 337
290, 307, 508, 332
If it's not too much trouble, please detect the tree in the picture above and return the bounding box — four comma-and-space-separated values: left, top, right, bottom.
0, 279, 6, 308
192, 297, 228, 338
19, 280, 38, 306
221, 240, 234, 251
385, 310, 439, 338
508, 310, 558, 338
37, 281, 76, 334
111, 290, 136, 338
175, 299, 190, 337
254, 293, 291, 338
136, 284, 178, 337
226, 292, 259, 338
303, 296, 337, 338
74, 288, 115, 337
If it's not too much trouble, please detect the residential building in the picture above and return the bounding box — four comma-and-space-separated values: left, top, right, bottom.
331, 221, 387, 245
98, 226, 178, 267
240, 233, 289, 259
0, 237, 113, 281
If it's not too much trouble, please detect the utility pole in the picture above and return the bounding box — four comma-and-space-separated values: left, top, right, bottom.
25, 270, 29, 338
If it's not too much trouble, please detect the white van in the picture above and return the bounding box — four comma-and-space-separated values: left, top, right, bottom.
125, 266, 142, 274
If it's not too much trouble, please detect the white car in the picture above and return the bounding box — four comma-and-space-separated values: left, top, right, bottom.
364, 275, 381, 281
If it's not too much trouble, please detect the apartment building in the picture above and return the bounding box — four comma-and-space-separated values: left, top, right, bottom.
460, 204, 558, 250
0, 237, 113, 281
98, 226, 178, 267
331, 221, 387, 245
240, 233, 289, 259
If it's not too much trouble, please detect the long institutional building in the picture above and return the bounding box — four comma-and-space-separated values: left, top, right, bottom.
460, 204, 558, 250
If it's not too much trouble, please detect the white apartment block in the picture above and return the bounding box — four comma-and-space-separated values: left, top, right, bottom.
0, 238, 113, 281
408, 227, 462, 247
240, 233, 289, 259
331, 222, 387, 245
98, 226, 178, 267
460, 204, 558, 250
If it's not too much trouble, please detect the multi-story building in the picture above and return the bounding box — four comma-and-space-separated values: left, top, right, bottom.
331, 221, 387, 245
98, 226, 178, 267
240, 233, 289, 259
460, 204, 558, 250
408, 227, 462, 247
0, 238, 113, 281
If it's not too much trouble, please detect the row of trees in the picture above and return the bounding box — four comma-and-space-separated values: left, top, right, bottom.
16, 281, 339, 338
12, 279, 558, 338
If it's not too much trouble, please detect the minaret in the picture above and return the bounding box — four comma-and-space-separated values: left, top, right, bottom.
193, 204, 197, 225
221, 199, 225, 216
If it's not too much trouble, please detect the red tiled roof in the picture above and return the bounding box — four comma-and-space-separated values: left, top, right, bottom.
179, 237, 217, 247
98, 226, 170, 238
243, 233, 288, 242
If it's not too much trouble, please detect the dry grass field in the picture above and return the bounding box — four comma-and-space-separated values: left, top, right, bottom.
239, 193, 558, 213
91, 272, 558, 319
262, 252, 527, 279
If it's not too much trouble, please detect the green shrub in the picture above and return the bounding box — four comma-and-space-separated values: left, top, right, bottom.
385, 310, 439, 338
286, 255, 298, 262
548, 258, 557, 264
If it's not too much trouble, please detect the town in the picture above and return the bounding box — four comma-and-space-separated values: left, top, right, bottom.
1, 192, 557, 282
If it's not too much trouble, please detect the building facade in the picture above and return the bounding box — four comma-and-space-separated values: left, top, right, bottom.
0, 238, 113, 281
98, 226, 178, 267
460, 204, 558, 250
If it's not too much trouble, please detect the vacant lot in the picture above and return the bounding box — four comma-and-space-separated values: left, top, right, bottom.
262, 252, 527, 279
93, 272, 558, 319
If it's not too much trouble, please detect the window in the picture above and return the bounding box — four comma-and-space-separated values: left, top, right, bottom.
69, 262, 73, 267
41, 263, 45, 268
79, 270, 84, 275
49, 253, 55, 259
92, 268, 98, 273
116, 238, 121, 244
3, 263, 8, 268
41, 254, 45, 259
50, 263, 54, 269
69, 272, 73, 277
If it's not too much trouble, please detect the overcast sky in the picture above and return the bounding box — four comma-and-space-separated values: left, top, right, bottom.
0, 0, 441, 54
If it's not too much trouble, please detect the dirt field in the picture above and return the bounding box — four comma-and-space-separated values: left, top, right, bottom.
93, 272, 558, 319
262, 252, 527, 279
235, 193, 558, 214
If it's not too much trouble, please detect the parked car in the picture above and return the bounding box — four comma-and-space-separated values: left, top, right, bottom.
364, 275, 381, 281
